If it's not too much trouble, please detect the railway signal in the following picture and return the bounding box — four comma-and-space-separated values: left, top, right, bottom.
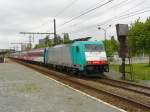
116, 24, 129, 80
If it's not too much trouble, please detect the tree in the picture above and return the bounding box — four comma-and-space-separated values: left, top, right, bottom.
104, 37, 118, 57
26, 43, 32, 50
34, 35, 53, 49
34, 43, 45, 49
128, 19, 146, 56
104, 40, 113, 57
63, 33, 70, 44
145, 17, 150, 65
56, 35, 63, 45
44, 35, 52, 47
128, 17, 150, 65
111, 36, 119, 52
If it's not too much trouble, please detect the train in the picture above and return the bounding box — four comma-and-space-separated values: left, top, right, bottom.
10, 40, 109, 76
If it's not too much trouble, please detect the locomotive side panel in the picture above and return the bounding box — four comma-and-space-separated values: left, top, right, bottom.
47, 45, 73, 67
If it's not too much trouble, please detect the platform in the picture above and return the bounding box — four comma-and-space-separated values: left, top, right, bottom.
0, 60, 125, 112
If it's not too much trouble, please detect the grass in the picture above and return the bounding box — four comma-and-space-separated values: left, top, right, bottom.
110, 63, 150, 80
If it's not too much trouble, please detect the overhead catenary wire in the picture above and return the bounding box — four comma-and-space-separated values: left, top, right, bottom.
54, 0, 79, 18
30, 19, 53, 32
59, 0, 115, 28
72, 1, 150, 33
64, 0, 145, 32
30, 0, 115, 35
69, 8, 150, 35
59, 0, 133, 32
57, 0, 105, 31
98, 0, 147, 25
27, 0, 148, 39
55, 0, 149, 40
114, 9, 150, 21
30, 0, 78, 33
98, 7, 150, 26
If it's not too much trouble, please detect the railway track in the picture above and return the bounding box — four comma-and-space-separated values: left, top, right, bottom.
94, 78, 150, 97
12, 59, 150, 112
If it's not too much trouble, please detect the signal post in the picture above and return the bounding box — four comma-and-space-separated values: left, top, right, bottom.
116, 24, 129, 80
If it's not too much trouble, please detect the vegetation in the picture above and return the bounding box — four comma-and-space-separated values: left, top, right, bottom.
109, 18, 150, 81
63, 33, 71, 44
128, 17, 150, 65
34, 33, 71, 49
110, 63, 150, 80
34, 32, 119, 57
44, 35, 53, 47
104, 36, 119, 57
26, 43, 32, 50
34, 43, 46, 49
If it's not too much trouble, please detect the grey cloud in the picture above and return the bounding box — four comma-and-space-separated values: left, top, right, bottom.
0, 0, 149, 49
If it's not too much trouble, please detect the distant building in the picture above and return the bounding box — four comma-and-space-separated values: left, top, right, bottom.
39, 38, 54, 45
39, 39, 45, 44
21, 44, 27, 51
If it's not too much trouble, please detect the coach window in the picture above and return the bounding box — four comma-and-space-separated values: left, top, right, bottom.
76, 46, 79, 52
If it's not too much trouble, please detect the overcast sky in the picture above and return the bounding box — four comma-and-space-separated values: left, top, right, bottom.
0, 0, 150, 49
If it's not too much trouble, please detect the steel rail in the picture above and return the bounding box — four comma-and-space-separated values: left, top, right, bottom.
96, 78, 150, 97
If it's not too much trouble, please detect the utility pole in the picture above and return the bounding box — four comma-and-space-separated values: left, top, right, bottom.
29, 35, 32, 49
20, 32, 54, 48
54, 19, 57, 45
20, 18, 57, 46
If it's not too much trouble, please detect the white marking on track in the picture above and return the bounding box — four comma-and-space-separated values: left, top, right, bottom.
43, 75, 127, 112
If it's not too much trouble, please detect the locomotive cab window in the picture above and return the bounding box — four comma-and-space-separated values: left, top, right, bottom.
76, 46, 79, 52
85, 44, 104, 52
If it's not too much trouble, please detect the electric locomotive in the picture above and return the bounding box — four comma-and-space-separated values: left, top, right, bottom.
10, 40, 109, 75
44, 41, 109, 74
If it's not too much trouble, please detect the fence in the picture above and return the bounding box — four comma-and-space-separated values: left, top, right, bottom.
110, 56, 149, 64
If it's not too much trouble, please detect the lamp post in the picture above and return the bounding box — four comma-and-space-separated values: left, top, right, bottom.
97, 26, 108, 58
97, 25, 111, 40
97, 25, 111, 57
98, 27, 107, 41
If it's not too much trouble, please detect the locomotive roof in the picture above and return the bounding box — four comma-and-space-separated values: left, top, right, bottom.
73, 40, 103, 45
